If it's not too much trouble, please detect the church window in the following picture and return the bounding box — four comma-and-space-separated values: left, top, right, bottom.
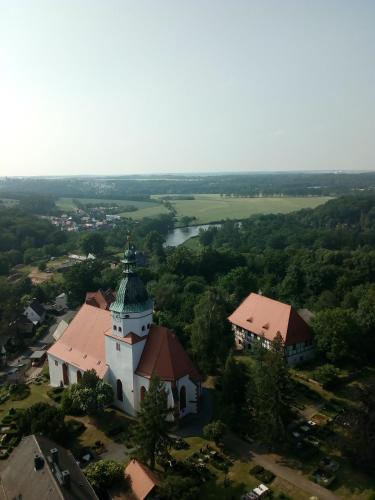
147, 323, 150, 328
54, 360, 58, 366
140, 386, 146, 402
117, 379, 123, 401
118, 326, 122, 332
77, 370, 82, 383
180, 386, 186, 412
116, 342, 121, 351
142, 325, 145, 331
113, 325, 117, 331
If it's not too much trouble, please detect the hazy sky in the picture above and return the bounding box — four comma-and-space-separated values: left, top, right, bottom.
0, 0, 374, 176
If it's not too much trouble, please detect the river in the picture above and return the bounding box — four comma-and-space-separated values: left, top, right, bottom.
164, 224, 221, 247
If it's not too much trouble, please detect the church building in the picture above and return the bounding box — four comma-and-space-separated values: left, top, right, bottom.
47, 246, 201, 419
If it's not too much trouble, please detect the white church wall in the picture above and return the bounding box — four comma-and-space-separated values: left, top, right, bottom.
176, 375, 198, 416
105, 334, 147, 416
47, 354, 61, 386
111, 309, 153, 338
47, 354, 87, 387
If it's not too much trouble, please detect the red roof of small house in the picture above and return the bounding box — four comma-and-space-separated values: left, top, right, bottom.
47, 304, 110, 377
136, 325, 202, 382
125, 459, 159, 500
85, 288, 115, 310
228, 293, 311, 346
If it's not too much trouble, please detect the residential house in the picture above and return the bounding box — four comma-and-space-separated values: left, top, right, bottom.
228, 292, 314, 365
24, 299, 46, 325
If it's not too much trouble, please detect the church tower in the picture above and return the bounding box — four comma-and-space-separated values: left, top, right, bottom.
105, 241, 154, 415
109, 244, 153, 337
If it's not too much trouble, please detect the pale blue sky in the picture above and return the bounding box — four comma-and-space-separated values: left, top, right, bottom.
0, 0, 374, 176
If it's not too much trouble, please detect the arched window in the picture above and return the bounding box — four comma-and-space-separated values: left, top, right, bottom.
180, 386, 186, 412
113, 325, 117, 331
62, 363, 69, 385
118, 326, 122, 332
140, 386, 146, 403
77, 370, 82, 383
117, 379, 123, 401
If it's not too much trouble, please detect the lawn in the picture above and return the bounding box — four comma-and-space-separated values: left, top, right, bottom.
156, 194, 332, 224
0, 380, 52, 417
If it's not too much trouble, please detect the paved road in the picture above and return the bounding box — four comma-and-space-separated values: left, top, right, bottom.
224, 433, 339, 500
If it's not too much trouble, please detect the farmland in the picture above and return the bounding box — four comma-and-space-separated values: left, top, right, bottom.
156, 194, 332, 224
58, 194, 332, 224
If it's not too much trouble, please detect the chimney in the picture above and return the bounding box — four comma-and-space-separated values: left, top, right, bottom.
50, 448, 59, 466
62, 470, 71, 488
34, 454, 44, 470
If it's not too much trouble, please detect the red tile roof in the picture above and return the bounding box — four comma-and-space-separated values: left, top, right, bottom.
47, 304, 110, 377
125, 459, 159, 500
136, 325, 202, 382
85, 289, 115, 310
228, 293, 311, 346
105, 330, 145, 345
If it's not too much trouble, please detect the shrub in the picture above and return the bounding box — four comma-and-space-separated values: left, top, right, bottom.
85, 460, 126, 491
313, 364, 342, 389
203, 420, 227, 444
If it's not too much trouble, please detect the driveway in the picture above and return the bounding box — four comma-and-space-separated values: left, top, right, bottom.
224, 433, 339, 500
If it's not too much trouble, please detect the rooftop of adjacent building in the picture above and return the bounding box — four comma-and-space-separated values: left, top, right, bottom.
228, 292, 312, 346
0, 434, 98, 500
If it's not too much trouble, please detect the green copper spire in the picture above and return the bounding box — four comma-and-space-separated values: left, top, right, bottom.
110, 240, 153, 314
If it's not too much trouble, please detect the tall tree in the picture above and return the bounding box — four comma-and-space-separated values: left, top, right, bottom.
81, 232, 105, 256
348, 381, 375, 471
251, 334, 294, 444
190, 288, 233, 373
311, 308, 358, 363
132, 376, 171, 468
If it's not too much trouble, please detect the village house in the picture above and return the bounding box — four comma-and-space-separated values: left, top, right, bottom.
24, 299, 46, 325
47, 245, 201, 419
228, 292, 314, 366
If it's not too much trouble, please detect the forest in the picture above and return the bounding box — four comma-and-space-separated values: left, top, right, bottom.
2, 171, 375, 199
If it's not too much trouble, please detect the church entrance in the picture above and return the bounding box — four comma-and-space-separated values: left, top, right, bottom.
117, 379, 123, 401
179, 386, 186, 412
62, 363, 69, 385
140, 386, 146, 403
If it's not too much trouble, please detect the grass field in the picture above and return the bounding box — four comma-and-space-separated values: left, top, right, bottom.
167, 194, 332, 224
56, 194, 331, 224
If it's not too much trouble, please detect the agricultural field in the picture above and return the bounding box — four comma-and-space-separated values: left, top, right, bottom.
155, 194, 332, 225
0, 198, 18, 207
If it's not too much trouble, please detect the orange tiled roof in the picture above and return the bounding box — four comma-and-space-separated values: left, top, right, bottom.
125, 459, 159, 500
47, 304, 110, 377
85, 289, 115, 310
228, 292, 311, 346
136, 325, 202, 382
